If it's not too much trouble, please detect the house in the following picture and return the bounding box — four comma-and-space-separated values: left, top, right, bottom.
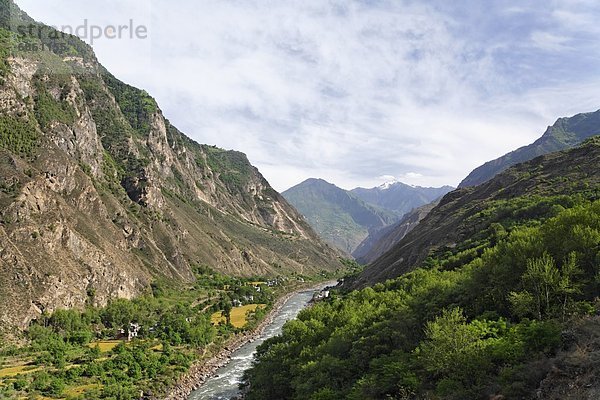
128, 323, 141, 341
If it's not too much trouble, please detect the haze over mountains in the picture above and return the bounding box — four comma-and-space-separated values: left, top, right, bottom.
282, 178, 452, 254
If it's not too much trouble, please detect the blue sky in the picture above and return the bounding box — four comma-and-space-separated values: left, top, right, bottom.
15, 0, 600, 191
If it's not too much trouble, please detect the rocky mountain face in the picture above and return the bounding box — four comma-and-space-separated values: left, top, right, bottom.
282, 178, 398, 254
350, 181, 453, 215
352, 200, 438, 264
352, 136, 600, 287
0, 1, 340, 329
459, 109, 600, 188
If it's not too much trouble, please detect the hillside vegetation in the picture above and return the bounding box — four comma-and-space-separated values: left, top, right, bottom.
358, 137, 600, 286
244, 139, 600, 399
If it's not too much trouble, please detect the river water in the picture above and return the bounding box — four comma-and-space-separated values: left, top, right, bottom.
188, 282, 334, 400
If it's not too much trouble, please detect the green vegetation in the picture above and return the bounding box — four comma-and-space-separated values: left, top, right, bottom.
244, 200, 600, 399
0, 115, 38, 156
33, 72, 77, 129
201, 145, 255, 190
0, 27, 12, 77
103, 70, 158, 137
0, 266, 292, 399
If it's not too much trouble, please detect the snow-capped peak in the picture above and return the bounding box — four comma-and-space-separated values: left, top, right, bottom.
378, 180, 399, 190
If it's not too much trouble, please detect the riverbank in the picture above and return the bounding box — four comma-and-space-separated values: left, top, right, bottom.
163, 281, 333, 400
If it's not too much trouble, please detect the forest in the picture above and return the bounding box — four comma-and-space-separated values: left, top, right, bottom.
244, 198, 600, 399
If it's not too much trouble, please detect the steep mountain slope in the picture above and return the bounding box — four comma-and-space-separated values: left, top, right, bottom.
350, 181, 453, 215
352, 200, 438, 264
245, 136, 600, 400
354, 136, 600, 287
0, 1, 340, 329
459, 109, 600, 187
282, 178, 398, 254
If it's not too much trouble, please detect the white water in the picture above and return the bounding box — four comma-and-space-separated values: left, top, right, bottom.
188, 282, 334, 400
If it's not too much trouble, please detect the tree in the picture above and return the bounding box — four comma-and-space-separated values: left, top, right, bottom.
510, 253, 581, 320
417, 308, 483, 377
222, 301, 233, 326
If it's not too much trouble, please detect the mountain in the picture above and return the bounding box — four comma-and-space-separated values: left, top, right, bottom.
352, 200, 438, 264
283, 179, 453, 255
282, 178, 398, 254
350, 181, 454, 215
244, 137, 600, 400
459, 109, 600, 187
353, 136, 600, 287
0, 1, 340, 329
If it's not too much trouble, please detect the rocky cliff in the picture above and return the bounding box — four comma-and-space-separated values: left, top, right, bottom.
0, 1, 340, 330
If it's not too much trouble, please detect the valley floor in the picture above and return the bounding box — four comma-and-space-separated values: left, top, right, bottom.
0, 267, 342, 400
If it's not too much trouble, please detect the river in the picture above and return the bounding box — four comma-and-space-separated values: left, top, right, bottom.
187, 282, 334, 400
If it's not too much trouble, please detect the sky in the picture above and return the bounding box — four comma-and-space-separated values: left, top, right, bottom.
14, 0, 600, 191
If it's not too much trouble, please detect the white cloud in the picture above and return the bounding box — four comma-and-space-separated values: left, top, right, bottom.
14, 0, 600, 192
530, 31, 571, 52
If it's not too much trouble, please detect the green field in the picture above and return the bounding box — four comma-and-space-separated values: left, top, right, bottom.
211, 304, 267, 328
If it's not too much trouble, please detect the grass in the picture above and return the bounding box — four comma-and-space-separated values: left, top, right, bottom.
88, 340, 123, 353
0, 364, 41, 378
64, 383, 102, 397
211, 304, 266, 328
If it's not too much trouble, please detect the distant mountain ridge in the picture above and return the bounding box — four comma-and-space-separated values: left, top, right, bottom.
282, 178, 453, 254
459, 109, 600, 187
351, 181, 453, 214
282, 179, 398, 254
354, 136, 600, 287
355, 110, 600, 268
353, 200, 438, 264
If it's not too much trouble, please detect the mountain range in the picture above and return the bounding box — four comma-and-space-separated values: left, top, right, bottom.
349, 109, 600, 267
282, 178, 452, 254
354, 135, 600, 287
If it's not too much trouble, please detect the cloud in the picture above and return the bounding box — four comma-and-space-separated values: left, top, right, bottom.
14, 0, 600, 192
530, 31, 571, 52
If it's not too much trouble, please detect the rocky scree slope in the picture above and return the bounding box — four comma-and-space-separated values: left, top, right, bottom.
0, 1, 340, 330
